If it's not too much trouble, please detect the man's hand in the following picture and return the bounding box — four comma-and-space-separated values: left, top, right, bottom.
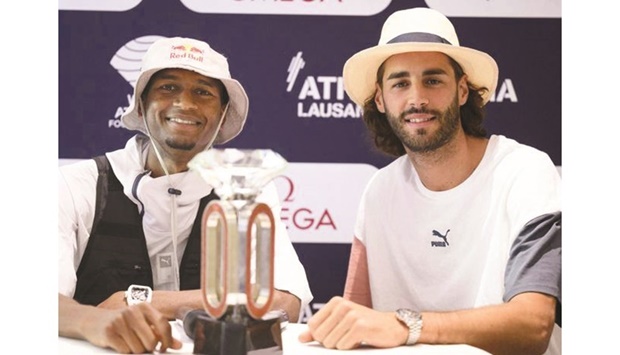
298, 296, 408, 350
87, 302, 182, 353
59, 294, 182, 354
271, 289, 302, 322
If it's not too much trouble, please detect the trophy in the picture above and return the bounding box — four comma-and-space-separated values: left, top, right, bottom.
187, 148, 288, 355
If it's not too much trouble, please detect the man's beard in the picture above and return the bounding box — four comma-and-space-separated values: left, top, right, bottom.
385, 95, 461, 154
165, 138, 196, 151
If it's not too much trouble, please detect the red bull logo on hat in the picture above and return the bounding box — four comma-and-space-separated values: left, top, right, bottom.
190, 47, 204, 54
169, 44, 204, 62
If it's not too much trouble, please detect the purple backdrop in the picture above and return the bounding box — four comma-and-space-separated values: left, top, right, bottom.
59, 0, 561, 320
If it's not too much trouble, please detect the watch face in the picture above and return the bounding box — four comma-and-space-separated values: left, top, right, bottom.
127, 285, 152, 304
396, 309, 415, 323
131, 287, 149, 301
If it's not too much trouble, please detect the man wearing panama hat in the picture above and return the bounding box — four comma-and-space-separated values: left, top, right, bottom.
300, 7, 561, 355
58, 37, 312, 352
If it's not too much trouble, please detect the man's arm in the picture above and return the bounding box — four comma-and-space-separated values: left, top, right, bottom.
299, 292, 555, 355
301, 235, 557, 354
97, 288, 302, 322
343, 237, 371, 307
59, 293, 181, 354
419, 292, 556, 355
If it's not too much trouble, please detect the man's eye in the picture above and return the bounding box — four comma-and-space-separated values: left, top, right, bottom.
393, 81, 409, 88
196, 89, 212, 96
426, 79, 441, 85
160, 84, 176, 91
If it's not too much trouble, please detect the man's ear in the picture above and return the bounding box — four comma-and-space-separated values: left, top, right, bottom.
374, 84, 385, 113
458, 75, 469, 106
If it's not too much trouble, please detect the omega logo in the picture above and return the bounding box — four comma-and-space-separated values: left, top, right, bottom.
276, 175, 337, 231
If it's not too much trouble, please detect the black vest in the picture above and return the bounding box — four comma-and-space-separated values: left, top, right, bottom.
73, 155, 218, 306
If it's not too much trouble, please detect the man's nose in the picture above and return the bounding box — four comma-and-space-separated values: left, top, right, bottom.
173, 90, 198, 109
406, 84, 429, 108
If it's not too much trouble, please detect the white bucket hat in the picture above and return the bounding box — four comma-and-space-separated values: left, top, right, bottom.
343, 7, 498, 107
121, 37, 249, 145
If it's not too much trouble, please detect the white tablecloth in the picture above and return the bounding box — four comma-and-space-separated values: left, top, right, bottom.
58, 321, 490, 354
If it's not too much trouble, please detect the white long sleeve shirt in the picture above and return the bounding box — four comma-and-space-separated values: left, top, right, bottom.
58, 135, 313, 313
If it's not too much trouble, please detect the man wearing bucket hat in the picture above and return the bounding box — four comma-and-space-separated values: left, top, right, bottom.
58, 37, 312, 352
300, 7, 561, 355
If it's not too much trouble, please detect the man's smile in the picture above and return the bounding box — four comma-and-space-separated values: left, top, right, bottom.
167, 117, 201, 125
404, 114, 435, 124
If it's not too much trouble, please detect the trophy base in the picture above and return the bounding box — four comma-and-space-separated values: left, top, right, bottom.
191, 308, 284, 355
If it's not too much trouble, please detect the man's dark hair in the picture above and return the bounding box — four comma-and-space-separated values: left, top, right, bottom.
362, 55, 488, 157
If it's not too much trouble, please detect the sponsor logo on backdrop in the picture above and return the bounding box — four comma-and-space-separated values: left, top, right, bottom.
286, 52, 362, 119
489, 78, 518, 103
274, 163, 377, 243
181, 0, 391, 16
59, 0, 142, 11
286, 52, 305, 93
278, 175, 337, 232
108, 35, 166, 129
425, 0, 560, 18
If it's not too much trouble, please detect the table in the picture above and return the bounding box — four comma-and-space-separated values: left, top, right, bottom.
58, 321, 490, 354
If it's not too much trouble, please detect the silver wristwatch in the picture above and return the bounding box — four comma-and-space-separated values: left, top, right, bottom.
125, 284, 153, 305
395, 308, 423, 345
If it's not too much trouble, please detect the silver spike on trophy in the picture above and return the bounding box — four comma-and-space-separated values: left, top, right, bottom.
187, 148, 287, 355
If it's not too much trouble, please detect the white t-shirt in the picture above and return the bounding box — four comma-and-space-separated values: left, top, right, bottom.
58, 135, 313, 313
354, 135, 561, 354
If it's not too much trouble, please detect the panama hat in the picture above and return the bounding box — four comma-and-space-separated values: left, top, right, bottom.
121, 37, 248, 145
343, 7, 498, 107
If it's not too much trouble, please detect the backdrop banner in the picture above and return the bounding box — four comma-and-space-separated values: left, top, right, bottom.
59, 0, 561, 321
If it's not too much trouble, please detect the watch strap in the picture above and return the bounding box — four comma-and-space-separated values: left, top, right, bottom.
395, 308, 423, 345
